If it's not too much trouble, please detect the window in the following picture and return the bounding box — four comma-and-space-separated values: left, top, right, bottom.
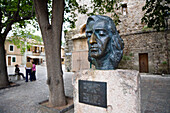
12, 57, 16, 62
28, 48, 31, 51
122, 4, 127, 16
9, 45, 14, 52
41, 47, 44, 52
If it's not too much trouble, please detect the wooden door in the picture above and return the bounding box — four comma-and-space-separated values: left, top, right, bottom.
72, 51, 90, 72
8, 56, 11, 66
139, 53, 148, 73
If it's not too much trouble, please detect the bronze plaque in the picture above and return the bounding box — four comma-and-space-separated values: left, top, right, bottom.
79, 80, 107, 108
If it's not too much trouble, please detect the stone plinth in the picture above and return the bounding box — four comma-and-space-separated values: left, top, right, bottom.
73, 69, 141, 113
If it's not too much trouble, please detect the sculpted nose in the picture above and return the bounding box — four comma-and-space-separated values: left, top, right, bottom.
89, 33, 97, 44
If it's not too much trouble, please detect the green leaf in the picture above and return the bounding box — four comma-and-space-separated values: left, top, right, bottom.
142, 0, 169, 31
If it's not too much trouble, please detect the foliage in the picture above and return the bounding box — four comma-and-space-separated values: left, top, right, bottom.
129, 53, 133, 57
1, 0, 40, 54
0, 0, 122, 63
122, 53, 133, 61
122, 55, 131, 61
1, 0, 121, 37
142, 0, 170, 31
162, 61, 167, 65
142, 25, 154, 31
64, 0, 121, 29
8, 24, 43, 54
0, 0, 121, 89
1, 0, 35, 40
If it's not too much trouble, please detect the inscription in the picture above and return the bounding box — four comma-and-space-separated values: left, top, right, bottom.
79, 80, 107, 108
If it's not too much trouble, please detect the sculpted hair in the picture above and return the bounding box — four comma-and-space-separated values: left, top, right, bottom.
86, 15, 124, 68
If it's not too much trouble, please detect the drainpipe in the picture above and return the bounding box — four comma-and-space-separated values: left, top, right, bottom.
165, 13, 169, 73
23, 39, 27, 66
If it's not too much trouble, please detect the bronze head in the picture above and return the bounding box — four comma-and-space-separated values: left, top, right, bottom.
86, 15, 124, 70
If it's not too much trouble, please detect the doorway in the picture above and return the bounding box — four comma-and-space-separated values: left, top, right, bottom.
33, 59, 39, 65
72, 51, 90, 72
8, 56, 11, 66
139, 53, 149, 73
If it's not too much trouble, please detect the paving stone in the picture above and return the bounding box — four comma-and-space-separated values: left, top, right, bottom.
141, 75, 170, 113
0, 65, 74, 113
0, 68, 169, 113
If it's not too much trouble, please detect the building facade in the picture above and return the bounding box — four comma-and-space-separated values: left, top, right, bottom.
5, 41, 23, 66
64, 0, 170, 74
5, 38, 46, 66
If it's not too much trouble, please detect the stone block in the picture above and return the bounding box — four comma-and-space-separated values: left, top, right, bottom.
73, 69, 141, 113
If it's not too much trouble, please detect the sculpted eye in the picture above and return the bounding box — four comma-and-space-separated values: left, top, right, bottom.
98, 30, 106, 36
86, 32, 92, 38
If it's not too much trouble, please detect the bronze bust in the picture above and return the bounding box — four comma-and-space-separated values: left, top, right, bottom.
86, 15, 124, 70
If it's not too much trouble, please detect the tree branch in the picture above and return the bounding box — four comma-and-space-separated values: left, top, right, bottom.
2, 0, 35, 41
0, 7, 2, 33
2, 14, 33, 40
11, 0, 21, 22
52, 0, 65, 26
33, 0, 49, 30
2, 0, 21, 40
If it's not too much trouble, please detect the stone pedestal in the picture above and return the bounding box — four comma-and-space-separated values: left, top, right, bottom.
73, 69, 141, 113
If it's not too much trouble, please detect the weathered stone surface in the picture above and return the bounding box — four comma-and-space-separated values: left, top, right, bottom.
72, 37, 88, 51
74, 0, 146, 35
73, 69, 141, 113
116, 0, 146, 35
64, 29, 79, 72
64, 0, 170, 73
65, 29, 170, 74
119, 31, 170, 74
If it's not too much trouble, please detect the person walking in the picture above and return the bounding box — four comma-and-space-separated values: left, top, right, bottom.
32, 61, 36, 81
25, 59, 33, 82
15, 64, 25, 79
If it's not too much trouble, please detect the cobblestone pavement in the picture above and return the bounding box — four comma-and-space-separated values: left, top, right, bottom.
0, 65, 74, 113
0, 66, 169, 113
141, 75, 170, 113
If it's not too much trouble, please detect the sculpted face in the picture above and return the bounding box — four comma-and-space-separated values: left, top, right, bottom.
86, 15, 124, 70
86, 19, 111, 58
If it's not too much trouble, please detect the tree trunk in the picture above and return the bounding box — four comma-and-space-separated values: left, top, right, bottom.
0, 37, 10, 88
45, 32, 66, 107
33, 0, 66, 107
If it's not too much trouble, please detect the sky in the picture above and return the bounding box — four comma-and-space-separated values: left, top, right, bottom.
7, 23, 41, 37
7, 22, 66, 44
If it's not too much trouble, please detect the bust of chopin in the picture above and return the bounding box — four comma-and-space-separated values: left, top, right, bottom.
86, 15, 124, 70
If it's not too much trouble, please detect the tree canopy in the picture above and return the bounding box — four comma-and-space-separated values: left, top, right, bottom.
64, 0, 121, 28
0, 0, 36, 88
1, 0, 41, 54
142, 0, 170, 31
1, 0, 122, 38
8, 28, 43, 54
0, 0, 35, 39
33, 0, 122, 107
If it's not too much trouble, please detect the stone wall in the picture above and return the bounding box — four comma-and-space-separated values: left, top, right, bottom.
119, 31, 170, 74
73, 70, 141, 113
74, 0, 146, 35
64, 29, 79, 72
72, 35, 90, 72
116, 0, 146, 35
64, 0, 170, 74
65, 29, 170, 74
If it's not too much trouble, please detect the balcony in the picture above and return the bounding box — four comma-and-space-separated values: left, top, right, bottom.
40, 52, 45, 55
32, 50, 41, 56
